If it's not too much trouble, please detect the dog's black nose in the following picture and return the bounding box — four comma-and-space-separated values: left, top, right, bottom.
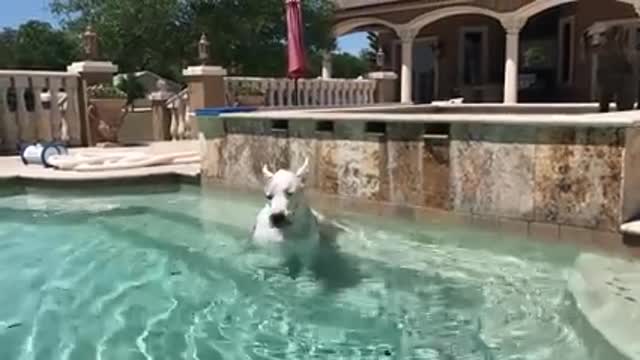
270, 213, 286, 227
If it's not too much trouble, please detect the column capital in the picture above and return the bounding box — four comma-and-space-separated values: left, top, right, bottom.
501, 16, 526, 35
398, 27, 419, 44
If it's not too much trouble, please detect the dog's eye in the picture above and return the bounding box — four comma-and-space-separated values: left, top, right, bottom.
266, 194, 273, 200
286, 191, 294, 197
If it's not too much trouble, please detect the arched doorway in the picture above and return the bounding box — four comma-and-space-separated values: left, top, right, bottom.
517, 3, 577, 102
407, 7, 505, 103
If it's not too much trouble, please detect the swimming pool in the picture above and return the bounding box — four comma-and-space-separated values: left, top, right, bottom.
0, 184, 626, 359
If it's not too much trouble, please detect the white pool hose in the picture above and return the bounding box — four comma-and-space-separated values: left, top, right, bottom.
47, 151, 201, 172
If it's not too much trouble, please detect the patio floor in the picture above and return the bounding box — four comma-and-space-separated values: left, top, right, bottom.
0, 142, 200, 182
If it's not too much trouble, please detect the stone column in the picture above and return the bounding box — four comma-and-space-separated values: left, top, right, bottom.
182, 65, 228, 110
321, 51, 332, 79
367, 71, 399, 103
149, 80, 173, 141
67, 60, 119, 146
399, 28, 417, 104
501, 17, 526, 104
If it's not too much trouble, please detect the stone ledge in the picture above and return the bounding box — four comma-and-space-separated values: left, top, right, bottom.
67, 61, 118, 74
182, 65, 227, 77
221, 108, 640, 127
568, 253, 640, 360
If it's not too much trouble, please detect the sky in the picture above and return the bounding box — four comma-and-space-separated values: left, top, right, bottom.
0, 0, 56, 28
1, 0, 367, 54
336, 32, 367, 55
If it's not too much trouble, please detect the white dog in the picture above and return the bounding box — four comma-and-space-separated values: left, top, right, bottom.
250, 158, 320, 274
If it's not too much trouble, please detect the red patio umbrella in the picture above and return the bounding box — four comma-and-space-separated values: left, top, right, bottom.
285, 0, 306, 104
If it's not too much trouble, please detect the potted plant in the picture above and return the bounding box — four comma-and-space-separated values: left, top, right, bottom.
87, 83, 128, 146
234, 84, 265, 106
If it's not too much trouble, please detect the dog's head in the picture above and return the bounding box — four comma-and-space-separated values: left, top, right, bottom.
262, 158, 310, 229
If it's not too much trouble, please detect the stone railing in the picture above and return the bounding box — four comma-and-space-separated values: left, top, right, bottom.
224, 77, 377, 108
333, 0, 401, 9
166, 88, 192, 140
0, 70, 81, 152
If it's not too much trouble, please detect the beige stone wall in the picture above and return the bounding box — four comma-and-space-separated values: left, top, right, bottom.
202, 118, 625, 233
118, 109, 155, 144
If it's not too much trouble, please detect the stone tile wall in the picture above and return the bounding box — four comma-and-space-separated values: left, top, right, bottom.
202, 118, 625, 232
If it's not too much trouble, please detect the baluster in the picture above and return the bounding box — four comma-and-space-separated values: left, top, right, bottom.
267, 79, 276, 107
349, 82, 356, 106
368, 81, 376, 104
258, 79, 268, 108
299, 79, 307, 107
309, 80, 318, 106
224, 78, 231, 105
14, 76, 29, 143
316, 80, 326, 106
63, 77, 81, 144
326, 81, 334, 106
284, 79, 292, 107
0, 77, 15, 151
49, 78, 62, 141
353, 82, 361, 105
337, 80, 345, 106
169, 105, 179, 141
274, 80, 283, 107
361, 81, 368, 104
29, 77, 46, 142
183, 92, 193, 139
176, 97, 185, 140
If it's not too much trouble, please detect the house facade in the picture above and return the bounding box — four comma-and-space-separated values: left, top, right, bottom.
330, 0, 640, 104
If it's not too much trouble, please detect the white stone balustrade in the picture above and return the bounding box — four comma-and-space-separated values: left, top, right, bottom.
166, 88, 192, 141
224, 77, 377, 108
0, 70, 80, 153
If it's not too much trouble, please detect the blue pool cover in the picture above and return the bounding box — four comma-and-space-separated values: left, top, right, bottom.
195, 106, 258, 117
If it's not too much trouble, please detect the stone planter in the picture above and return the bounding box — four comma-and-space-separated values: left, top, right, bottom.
88, 98, 128, 145
236, 94, 265, 107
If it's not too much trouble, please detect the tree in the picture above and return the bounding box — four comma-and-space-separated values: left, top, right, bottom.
50, 0, 336, 80
14, 21, 79, 70
0, 28, 18, 68
332, 52, 368, 78
363, 31, 380, 67
50, 0, 185, 79
0, 21, 78, 70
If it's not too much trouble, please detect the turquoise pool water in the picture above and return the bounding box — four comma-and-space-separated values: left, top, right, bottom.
0, 185, 625, 359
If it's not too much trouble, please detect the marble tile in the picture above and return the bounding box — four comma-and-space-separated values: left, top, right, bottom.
386, 124, 422, 205
221, 133, 289, 190
622, 126, 640, 222
534, 127, 623, 231
201, 138, 225, 179
221, 134, 260, 189
387, 139, 422, 205
423, 138, 451, 210
449, 124, 535, 218
335, 139, 383, 201
316, 133, 339, 195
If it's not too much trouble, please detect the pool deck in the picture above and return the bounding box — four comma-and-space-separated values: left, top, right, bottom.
0, 142, 200, 182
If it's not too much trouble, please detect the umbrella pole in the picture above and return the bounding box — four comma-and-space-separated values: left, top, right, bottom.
294, 78, 299, 106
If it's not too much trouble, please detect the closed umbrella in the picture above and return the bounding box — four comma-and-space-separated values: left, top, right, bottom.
285, 0, 306, 104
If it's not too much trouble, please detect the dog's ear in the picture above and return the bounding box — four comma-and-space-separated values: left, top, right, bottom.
295, 157, 309, 178
262, 164, 274, 180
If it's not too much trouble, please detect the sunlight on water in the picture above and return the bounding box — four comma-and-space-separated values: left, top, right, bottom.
0, 185, 626, 359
